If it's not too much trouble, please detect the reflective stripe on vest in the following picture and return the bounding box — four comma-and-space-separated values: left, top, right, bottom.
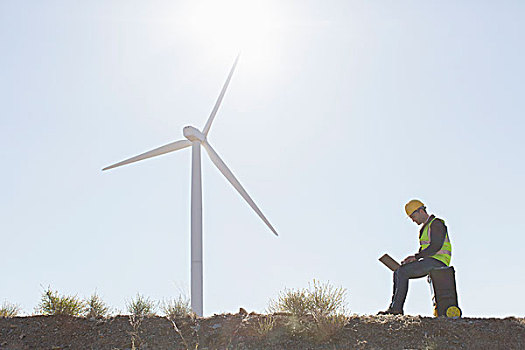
420, 217, 452, 266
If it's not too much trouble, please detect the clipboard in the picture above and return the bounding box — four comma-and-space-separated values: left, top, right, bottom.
379, 254, 401, 271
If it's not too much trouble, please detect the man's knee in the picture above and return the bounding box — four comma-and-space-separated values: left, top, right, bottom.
395, 266, 408, 279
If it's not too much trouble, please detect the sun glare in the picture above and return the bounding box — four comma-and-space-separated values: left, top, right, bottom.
184, 0, 282, 58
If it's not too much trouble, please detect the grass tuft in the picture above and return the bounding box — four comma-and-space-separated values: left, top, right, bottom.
268, 279, 349, 342
0, 301, 21, 317
161, 296, 193, 319
269, 288, 310, 316
35, 286, 86, 316
255, 315, 276, 337
85, 292, 110, 318
269, 279, 348, 317
126, 293, 157, 317
126, 293, 157, 349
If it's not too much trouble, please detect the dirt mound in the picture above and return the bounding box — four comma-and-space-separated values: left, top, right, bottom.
1, 314, 524, 349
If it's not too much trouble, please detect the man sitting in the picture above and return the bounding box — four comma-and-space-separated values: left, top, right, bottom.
378, 199, 452, 315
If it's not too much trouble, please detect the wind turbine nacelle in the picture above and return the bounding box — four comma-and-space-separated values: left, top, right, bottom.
183, 126, 206, 142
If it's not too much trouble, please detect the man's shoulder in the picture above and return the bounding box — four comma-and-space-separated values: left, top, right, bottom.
432, 216, 446, 224
431, 217, 447, 231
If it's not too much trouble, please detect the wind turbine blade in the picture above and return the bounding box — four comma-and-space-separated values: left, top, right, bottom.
102, 139, 192, 171
202, 140, 278, 236
202, 53, 240, 136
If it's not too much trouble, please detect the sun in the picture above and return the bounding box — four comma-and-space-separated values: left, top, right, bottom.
183, 0, 282, 57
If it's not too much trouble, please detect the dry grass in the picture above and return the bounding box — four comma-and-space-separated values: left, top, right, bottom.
85, 292, 110, 318
35, 287, 86, 316
161, 296, 193, 319
126, 293, 157, 317
268, 279, 348, 316
0, 301, 21, 317
125, 293, 158, 349
268, 280, 349, 342
254, 315, 275, 337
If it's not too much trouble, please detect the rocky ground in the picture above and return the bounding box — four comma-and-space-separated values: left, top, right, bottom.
1, 313, 524, 349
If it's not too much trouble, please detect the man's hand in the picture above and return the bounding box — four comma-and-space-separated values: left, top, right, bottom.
401, 255, 417, 265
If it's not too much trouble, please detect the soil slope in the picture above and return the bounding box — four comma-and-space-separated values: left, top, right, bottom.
1, 314, 524, 349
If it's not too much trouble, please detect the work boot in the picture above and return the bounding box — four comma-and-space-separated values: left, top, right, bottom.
377, 308, 404, 316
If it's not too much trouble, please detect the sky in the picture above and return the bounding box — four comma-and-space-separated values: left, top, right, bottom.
1, 0, 524, 318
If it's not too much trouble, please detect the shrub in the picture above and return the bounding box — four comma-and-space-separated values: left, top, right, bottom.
85, 292, 110, 318
268, 279, 348, 317
126, 294, 157, 350
0, 301, 21, 317
126, 293, 157, 317
268, 288, 310, 317
308, 279, 348, 318
268, 280, 349, 341
161, 296, 193, 319
255, 315, 275, 337
35, 287, 86, 316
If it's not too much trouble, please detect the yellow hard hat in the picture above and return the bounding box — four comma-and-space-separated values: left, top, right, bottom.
405, 199, 425, 216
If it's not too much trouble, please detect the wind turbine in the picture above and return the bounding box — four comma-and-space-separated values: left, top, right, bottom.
103, 55, 278, 316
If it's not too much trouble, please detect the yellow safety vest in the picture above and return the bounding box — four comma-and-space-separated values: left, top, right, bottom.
420, 217, 452, 266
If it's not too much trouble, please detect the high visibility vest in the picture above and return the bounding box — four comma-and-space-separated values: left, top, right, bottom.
420, 217, 452, 266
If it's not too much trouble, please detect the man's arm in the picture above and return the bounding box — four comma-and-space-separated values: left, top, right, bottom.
415, 219, 446, 259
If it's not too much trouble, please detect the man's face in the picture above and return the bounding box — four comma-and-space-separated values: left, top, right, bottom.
409, 208, 426, 225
